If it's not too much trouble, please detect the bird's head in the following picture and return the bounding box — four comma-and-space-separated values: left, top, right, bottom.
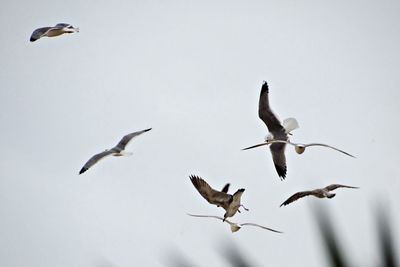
295, 144, 306, 154
65, 25, 79, 33
230, 224, 241, 233
327, 193, 336, 199
265, 133, 274, 142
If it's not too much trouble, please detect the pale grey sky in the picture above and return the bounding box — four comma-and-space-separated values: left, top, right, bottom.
1, 0, 399, 266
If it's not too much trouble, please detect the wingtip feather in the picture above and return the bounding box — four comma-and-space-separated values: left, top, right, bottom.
79, 167, 87, 175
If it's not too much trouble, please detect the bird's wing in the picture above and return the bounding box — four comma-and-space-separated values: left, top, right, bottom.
30, 27, 52, 42
270, 143, 287, 179
115, 128, 152, 150
304, 143, 355, 158
221, 183, 230, 193
280, 190, 313, 206
187, 213, 240, 232
242, 142, 269, 150
324, 184, 359, 191
79, 150, 115, 174
240, 223, 283, 233
187, 213, 224, 221
55, 23, 70, 28
189, 175, 232, 206
258, 81, 286, 133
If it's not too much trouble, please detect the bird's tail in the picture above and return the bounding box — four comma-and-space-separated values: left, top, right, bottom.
119, 151, 133, 156
283, 118, 299, 134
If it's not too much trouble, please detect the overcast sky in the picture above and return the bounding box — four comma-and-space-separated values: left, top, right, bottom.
1, 0, 399, 266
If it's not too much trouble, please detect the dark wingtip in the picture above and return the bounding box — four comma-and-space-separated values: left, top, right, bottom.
144, 128, 152, 132
261, 80, 269, 94
30, 37, 36, 42
238, 188, 245, 192
79, 167, 87, 175
221, 183, 230, 193
275, 164, 287, 180
189, 174, 200, 187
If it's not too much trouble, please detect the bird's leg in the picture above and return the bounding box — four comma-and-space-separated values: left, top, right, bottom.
240, 204, 249, 211
237, 210, 241, 213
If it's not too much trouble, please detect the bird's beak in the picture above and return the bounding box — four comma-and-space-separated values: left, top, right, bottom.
242, 142, 270, 150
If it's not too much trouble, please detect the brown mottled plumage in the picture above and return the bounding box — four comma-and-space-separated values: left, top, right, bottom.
189, 175, 246, 220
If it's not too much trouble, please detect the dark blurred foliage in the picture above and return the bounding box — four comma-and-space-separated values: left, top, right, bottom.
165, 206, 398, 267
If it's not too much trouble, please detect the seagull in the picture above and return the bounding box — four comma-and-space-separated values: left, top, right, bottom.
242, 140, 355, 158
30, 23, 79, 42
187, 213, 282, 233
280, 184, 359, 207
79, 128, 151, 174
189, 175, 248, 221
248, 81, 299, 180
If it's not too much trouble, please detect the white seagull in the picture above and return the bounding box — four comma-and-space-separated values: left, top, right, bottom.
242, 140, 355, 158
190, 175, 248, 221
247, 81, 299, 180
30, 23, 79, 42
280, 184, 359, 207
187, 213, 282, 233
79, 128, 151, 174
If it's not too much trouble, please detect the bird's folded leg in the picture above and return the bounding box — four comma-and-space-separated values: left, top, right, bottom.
240, 204, 249, 211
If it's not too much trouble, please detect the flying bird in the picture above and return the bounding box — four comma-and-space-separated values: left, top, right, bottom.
30, 23, 79, 42
189, 175, 248, 221
187, 213, 282, 233
79, 128, 152, 174
243, 140, 355, 158
249, 81, 299, 180
280, 184, 359, 207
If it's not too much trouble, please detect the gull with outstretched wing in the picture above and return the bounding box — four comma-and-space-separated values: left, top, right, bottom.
253, 81, 299, 180
30, 23, 79, 42
280, 184, 359, 207
243, 139, 355, 158
79, 128, 151, 174
187, 213, 282, 233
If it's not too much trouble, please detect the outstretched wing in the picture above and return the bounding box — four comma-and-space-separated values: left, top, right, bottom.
258, 81, 285, 134
241, 223, 283, 233
324, 184, 359, 191
221, 183, 230, 193
79, 150, 115, 174
115, 128, 152, 150
304, 143, 355, 158
55, 23, 71, 28
270, 143, 287, 179
30, 27, 51, 42
187, 213, 224, 221
189, 175, 232, 207
280, 190, 313, 206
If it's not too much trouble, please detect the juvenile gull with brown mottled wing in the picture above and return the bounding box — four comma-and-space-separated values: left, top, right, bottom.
189, 175, 248, 221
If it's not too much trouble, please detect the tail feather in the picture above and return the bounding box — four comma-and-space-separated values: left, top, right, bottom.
283, 118, 299, 134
